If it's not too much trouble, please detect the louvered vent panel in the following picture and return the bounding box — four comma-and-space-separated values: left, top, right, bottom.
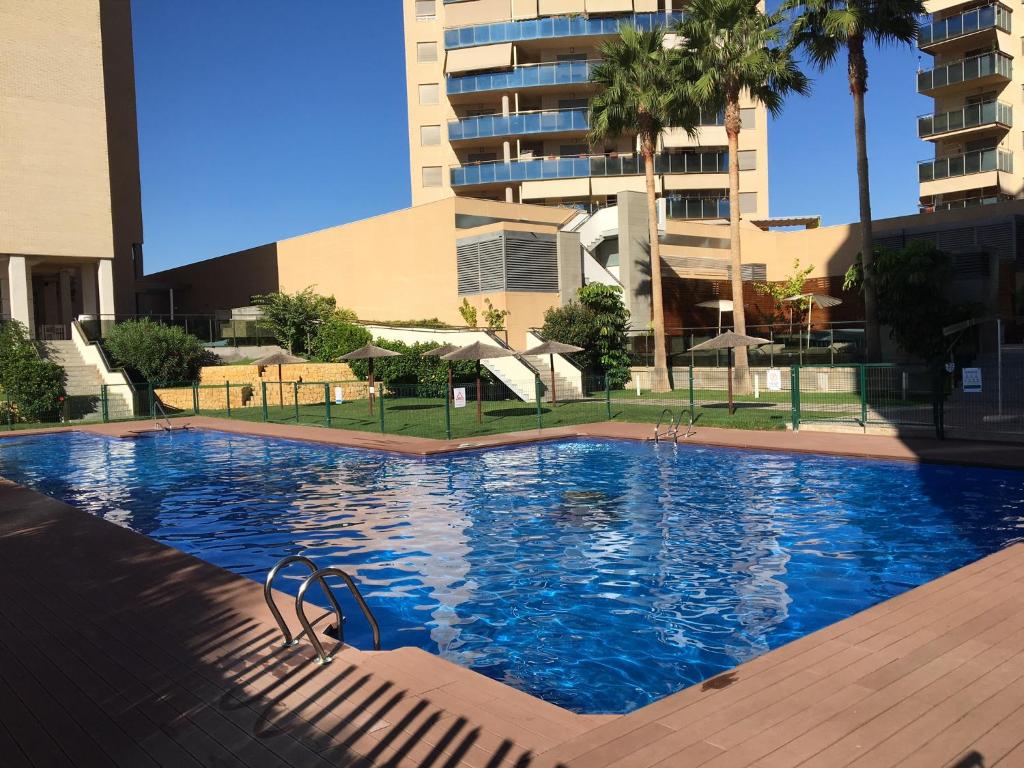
977, 223, 1013, 262
505, 235, 558, 292
953, 253, 989, 278
873, 234, 905, 251
907, 231, 938, 245
478, 237, 506, 292
457, 241, 481, 295
937, 227, 976, 251
741, 264, 767, 281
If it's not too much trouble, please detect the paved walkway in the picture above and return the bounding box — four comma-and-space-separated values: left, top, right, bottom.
3, 419, 1024, 766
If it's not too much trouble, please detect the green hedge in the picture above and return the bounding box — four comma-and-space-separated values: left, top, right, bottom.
104, 319, 214, 383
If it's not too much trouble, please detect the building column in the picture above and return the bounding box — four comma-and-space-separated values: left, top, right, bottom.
501, 94, 511, 117
7, 256, 32, 336
80, 262, 98, 315
98, 259, 115, 318
59, 268, 74, 329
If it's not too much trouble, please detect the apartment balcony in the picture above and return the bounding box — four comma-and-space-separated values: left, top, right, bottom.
917, 51, 1012, 95
918, 100, 1012, 139
921, 192, 1012, 212
449, 108, 588, 144
918, 148, 1013, 197
665, 196, 729, 220
918, 3, 1010, 51
447, 60, 597, 97
444, 11, 682, 50
450, 150, 727, 188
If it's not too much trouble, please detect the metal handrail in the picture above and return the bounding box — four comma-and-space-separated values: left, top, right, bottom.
654, 408, 681, 443
151, 394, 174, 432
264, 555, 344, 647
296, 566, 382, 664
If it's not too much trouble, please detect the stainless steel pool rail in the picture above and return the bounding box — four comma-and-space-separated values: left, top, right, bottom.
152, 396, 174, 432
264, 556, 382, 664
654, 409, 681, 443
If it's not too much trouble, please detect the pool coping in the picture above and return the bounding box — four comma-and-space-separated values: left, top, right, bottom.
5, 415, 1024, 471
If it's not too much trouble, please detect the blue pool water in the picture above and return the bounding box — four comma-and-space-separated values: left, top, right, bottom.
1, 430, 1023, 714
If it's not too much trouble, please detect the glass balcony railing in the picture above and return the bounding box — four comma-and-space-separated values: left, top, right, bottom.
449, 108, 589, 142
444, 11, 683, 49
923, 194, 1007, 212
918, 100, 1012, 137
918, 148, 1012, 182
917, 51, 1011, 92
451, 150, 727, 187
918, 3, 1010, 47
448, 60, 597, 95
666, 197, 730, 220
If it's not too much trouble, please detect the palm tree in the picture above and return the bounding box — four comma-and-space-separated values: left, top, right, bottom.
589, 26, 699, 392
787, 0, 921, 361
676, 0, 809, 391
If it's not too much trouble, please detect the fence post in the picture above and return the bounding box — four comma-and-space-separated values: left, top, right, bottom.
225, 381, 232, 417
790, 366, 801, 431
324, 383, 331, 427
378, 385, 386, 433
605, 374, 612, 420
444, 386, 452, 440
148, 384, 155, 418
293, 382, 299, 422
101, 384, 109, 423
261, 381, 268, 421
192, 382, 200, 415
688, 363, 695, 415
535, 376, 543, 430
859, 364, 868, 426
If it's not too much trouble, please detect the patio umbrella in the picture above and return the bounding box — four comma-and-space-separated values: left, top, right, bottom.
783, 293, 843, 351
421, 343, 459, 402
689, 332, 771, 415
522, 340, 584, 405
256, 351, 306, 409
337, 344, 401, 414
441, 341, 518, 423
696, 299, 734, 366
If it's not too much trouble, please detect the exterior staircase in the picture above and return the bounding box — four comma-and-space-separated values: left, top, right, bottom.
522, 354, 585, 401
42, 340, 105, 421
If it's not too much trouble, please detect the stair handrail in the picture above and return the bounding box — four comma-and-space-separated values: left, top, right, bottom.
654, 408, 681, 443
264, 555, 344, 646
296, 566, 382, 663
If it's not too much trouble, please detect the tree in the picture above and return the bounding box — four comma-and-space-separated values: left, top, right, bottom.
307, 316, 372, 362
104, 319, 214, 383
589, 25, 700, 392
843, 241, 976, 365
676, 0, 808, 389
458, 299, 478, 328
344, 339, 485, 398
754, 257, 814, 325
788, 0, 922, 361
0, 319, 66, 423
252, 287, 349, 354
541, 283, 632, 388
482, 298, 510, 331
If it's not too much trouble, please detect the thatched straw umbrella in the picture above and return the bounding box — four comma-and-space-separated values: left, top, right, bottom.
256, 351, 307, 409
421, 343, 459, 402
522, 340, 583, 404
688, 332, 771, 415
441, 341, 518, 423
337, 344, 401, 414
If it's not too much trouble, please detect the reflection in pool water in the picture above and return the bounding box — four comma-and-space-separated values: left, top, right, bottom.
1, 429, 1023, 713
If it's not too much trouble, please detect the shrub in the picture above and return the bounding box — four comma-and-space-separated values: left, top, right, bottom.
0, 320, 66, 422
541, 284, 631, 388
458, 298, 478, 327
252, 287, 348, 354
104, 319, 214, 383
307, 316, 372, 362
346, 338, 487, 398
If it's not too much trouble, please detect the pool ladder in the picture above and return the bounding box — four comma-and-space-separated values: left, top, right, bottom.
654, 408, 697, 443
264, 556, 382, 665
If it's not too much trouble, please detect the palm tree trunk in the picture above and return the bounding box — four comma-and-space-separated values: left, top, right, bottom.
849, 34, 881, 362
725, 97, 750, 393
643, 136, 671, 392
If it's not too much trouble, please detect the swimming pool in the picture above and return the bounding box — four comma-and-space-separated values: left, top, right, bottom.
1, 429, 1022, 714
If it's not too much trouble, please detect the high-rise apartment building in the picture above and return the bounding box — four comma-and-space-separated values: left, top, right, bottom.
917, 0, 1021, 211
403, 0, 769, 221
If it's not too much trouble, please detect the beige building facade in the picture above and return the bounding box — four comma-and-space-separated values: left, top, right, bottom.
917, 0, 1023, 210
403, 0, 770, 222
0, 0, 143, 339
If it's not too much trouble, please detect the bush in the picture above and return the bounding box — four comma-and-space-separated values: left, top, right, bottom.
541, 283, 631, 387
104, 319, 214, 383
346, 338, 487, 398
0, 319, 66, 422
252, 287, 349, 354
307, 316, 373, 362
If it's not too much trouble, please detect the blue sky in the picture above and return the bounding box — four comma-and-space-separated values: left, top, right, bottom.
131, 2, 931, 274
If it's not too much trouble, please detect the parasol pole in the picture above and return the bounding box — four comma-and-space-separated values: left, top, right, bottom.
368, 358, 375, 415
549, 353, 558, 404
448, 361, 453, 404
278, 363, 284, 409
727, 345, 735, 415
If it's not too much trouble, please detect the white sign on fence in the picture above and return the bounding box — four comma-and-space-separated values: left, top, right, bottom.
766, 368, 783, 392
963, 367, 983, 394
453, 387, 467, 408
333, 386, 344, 405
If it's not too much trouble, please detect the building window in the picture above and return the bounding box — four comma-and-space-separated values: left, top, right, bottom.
738, 150, 757, 171
740, 108, 756, 129
422, 166, 443, 187
421, 125, 441, 146
739, 192, 758, 214
415, 0, 436, 19
417, 42, 438, 63
419, 83, 439, 105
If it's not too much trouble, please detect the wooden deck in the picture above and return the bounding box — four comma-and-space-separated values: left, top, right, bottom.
3, 421, 1024, 766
